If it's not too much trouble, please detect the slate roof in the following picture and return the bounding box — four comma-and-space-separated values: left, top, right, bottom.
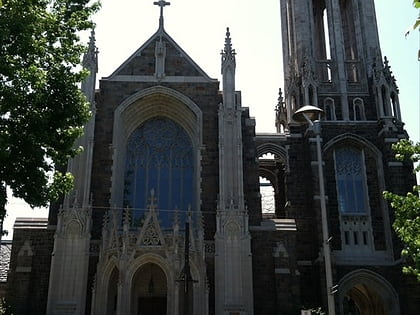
0, 241, 12, 283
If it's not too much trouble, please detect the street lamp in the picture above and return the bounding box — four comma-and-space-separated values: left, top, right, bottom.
292, 105, 336, 315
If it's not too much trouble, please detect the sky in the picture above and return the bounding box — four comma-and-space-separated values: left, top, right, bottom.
3, 0, 419, 239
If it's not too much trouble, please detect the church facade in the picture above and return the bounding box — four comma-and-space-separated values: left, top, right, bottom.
5, 0, 420, 314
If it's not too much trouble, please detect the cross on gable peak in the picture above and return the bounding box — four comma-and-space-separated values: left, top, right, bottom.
153, 0, 171, 29
154, 0, 170, 8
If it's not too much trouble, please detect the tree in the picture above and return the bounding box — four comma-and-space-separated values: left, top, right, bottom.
0, 0, 100, 221
405, 0, 420, 36
383, 139, 420, 281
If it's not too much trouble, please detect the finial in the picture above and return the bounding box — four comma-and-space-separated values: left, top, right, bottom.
147, 189, 158, 211
154, 0, 171, 29
89, 28, 96, 50
276, 88, 286, 113
83, 27, 98, 71
221, 27, 236, 62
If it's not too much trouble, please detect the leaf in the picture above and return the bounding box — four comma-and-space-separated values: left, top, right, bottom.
384, 139, 420, 281
0, 1, 100, 214
405, 17, 420, 37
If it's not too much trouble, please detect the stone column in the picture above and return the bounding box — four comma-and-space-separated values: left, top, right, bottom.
215, 28, 254, 315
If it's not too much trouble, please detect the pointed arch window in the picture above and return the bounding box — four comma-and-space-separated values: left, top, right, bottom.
353, 98, 365, 120
380, 85, 389, 116
390, 92, 400, 119
324, 98, 336, 120
123, 117, 194, 228
334, 147, 368, 214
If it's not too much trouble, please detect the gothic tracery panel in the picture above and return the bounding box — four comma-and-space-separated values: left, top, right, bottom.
124, 117, 194, 228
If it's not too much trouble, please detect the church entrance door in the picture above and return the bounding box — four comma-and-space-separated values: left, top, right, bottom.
343, 283, 385, 315
131, 263, 168, 315
138, 297, 166, 315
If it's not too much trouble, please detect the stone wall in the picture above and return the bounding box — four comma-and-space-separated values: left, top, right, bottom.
6, 218, 54, 315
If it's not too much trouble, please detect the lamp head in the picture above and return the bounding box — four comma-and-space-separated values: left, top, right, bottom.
292, 105, 325, 124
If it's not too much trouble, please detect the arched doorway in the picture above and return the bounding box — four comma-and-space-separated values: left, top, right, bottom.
106, 267, 119, 315
131, 263, 168, 315
339, 269, 400, 315
342, 283, 385, 315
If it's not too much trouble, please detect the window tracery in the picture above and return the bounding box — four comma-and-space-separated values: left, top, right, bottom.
334, 147, 368, 214
123, 117, 194, 228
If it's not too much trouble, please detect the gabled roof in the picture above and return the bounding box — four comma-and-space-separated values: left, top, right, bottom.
104, 27, 217, 83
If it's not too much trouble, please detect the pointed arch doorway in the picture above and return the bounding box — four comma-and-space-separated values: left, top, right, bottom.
338, 270, 400, 315
131, 263, 168, 315
342, 283, 385, 315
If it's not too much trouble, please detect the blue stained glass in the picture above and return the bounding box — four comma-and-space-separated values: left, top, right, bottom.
123, 118, 194, 228
335, 147, 367, 214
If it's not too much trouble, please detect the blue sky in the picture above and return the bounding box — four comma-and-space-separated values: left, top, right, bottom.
4, 0, 419, 238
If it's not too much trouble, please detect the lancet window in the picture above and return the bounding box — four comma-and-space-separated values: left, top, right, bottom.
123, 117, 194, 228
334, 147, 368, 214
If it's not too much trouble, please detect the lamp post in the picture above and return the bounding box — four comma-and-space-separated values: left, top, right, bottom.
292, 105, 336, 315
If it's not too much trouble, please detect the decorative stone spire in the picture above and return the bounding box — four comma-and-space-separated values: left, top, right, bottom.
221, 27, 236, 109
221, 27, 236, 68
154, 0, 170, 29
275, 88, 289, 133
276, 88, 285, 113
82, 28, 98, 73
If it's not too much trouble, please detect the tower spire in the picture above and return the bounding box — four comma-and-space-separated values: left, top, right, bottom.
153, 0, 171, 29
221, 27, 236, 64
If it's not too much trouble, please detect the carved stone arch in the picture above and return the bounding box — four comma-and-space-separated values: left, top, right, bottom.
323, 133, 382, 158
94, 256, 120, 315
106, 266, 119, 315
110, 85, 203, 212
126, 254, 174, 315
127, 254, 172, 288
256, 142, 288, 165
338, 269, 400, 315
256, 143, 288, 217
115, 85, 202, 142
259, 168, 277, 187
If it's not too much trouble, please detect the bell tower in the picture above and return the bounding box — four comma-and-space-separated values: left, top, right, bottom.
279, 0, 401, 126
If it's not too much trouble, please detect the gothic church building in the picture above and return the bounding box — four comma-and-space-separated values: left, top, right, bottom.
6, 0, 420, 314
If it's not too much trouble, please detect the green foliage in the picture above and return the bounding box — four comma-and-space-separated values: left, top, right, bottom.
0, 0, 100, 219
0, 297, 13, 315
406, 0, 420, 36
383, 139, 420, 281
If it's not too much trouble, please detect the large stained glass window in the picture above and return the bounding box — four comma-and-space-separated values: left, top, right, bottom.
334, 147, 368, 214
124, 117, 194, 228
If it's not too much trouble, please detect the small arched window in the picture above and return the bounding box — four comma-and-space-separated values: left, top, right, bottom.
291, 95, 297, 112
381, 85, 388, 116
353, 98, 365, 120
308, 84, 316, 105
324, 98, 336, 120
390, 92, 399, 119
